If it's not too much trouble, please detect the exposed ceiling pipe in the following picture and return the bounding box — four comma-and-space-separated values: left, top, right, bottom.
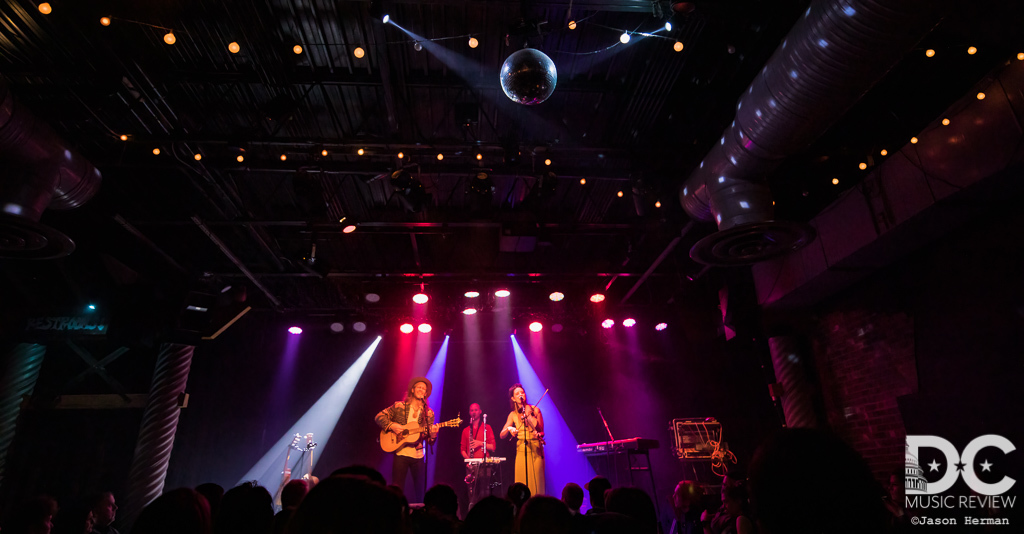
0, 82, 102, 259
680, 0, 950, 265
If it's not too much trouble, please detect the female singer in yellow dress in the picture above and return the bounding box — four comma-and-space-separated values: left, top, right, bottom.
500, 383, 545, 495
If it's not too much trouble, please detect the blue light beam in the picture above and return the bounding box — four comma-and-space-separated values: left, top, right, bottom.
425, 336, 450, 487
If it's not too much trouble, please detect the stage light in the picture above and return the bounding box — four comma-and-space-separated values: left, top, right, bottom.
164, 32, 176, 45
529, 322, 543, 332
469, 37, 479, 48
590, 293, 605, 303
352, 321, 367, 332
100, 17, 111, 26
413, 293, 429, 304
463, 308, 477, 315
288, 326, 303, 335
465, 291, 480, 298
655, 323, 668, 331
382, 14, 390, 24
228, 42, 240, 53
152, 148, 161, 155
552, 324, 563, 333
294, 45, 303, 54
400, 323, 414, 334
495, 289, 510, 298
237, 155, 244, 162
549, 292, 564, 302
342, 224, 356, 233
330, 322, 344, 333
622, 318, 636, 327
418, 323, 432, 333
601, 319, 614, 329
620, 33, 630, 44
119, 134, 128, 141
354, 47, 365, 58
365, 293, 380, 303
194, 153, 202, 161
674, 41, 684, 52
38, 3, 51, 15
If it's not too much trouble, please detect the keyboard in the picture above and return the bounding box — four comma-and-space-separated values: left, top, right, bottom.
464, 457, 507, 464
576, 438, 659, 455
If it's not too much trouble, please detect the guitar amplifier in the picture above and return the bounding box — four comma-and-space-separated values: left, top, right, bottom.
671, 418, 721, 460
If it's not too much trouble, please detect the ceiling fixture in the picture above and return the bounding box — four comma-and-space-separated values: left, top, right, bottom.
100, 17, 111, 26
665, 22, 672, 31
164, 32, 176, 45
616, 191, 624, 197
476, 153, 483, 160
590, 293, 605, 303
495, 289, 510, 298
342, 224, 356, 234
228, 42, 240, 54
293, 45, 303, 54
414, 42, 423, 52
365, 293, 380, 303
469, 37, 479, 48
37, 3, 51, 14
382, 15, 390, 24
412, 293, 429, 304
354, 47, 365, 58
352, 321, 367, 332
1018, 53, 1024, 61
330, 322, 344, 333
500, 48, 557, 106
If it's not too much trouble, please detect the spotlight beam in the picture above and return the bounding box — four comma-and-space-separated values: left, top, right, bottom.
424, 336, 450, 488
238, 337, 382, 487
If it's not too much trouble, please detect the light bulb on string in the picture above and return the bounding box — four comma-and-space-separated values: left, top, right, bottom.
925, 49, 935, 58
398, 152, 404, 159
674, 41, 684, 52
228, 42, 240, 54
100, 17, 111, 26
322, 149, 329, 157
354, 47, 365, 58
37, 3, 51, 14
119, 134, 128, 141
568, 21, 577, 30
468, 37, 479, 49
236, 155, 244, 163
164, 32, 176, 45
293, 45, 303, 54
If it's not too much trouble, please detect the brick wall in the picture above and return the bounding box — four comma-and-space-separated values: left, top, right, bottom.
812, 308, 917, 482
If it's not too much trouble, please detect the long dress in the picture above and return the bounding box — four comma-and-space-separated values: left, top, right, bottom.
513, 409, 545, 496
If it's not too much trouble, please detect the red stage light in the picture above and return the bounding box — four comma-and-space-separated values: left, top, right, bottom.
418, 323, 432, 333
412, 293, 429, 304
529, 322, 543, 332
400, 323, 414, 334
601, 319, 614, 329
623, 318, 636, 327
463, 308, 477, 315
465, 291, 480, 298
590, 294, 606, 303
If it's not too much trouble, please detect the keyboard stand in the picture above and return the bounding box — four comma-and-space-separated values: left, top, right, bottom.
627, 448, 658, 515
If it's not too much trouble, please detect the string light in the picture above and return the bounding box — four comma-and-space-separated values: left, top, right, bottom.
476, 153, 482, 160
544, 158, 551, 166
398, 152, 404, 159
228, 42, 240, 54
967, 46, 977, 55
468, 37, 479, 48
620, 33, 630, 44
832, 178, 839, 185
1018, 53, 1024, 61
152, 148, 161, 155
942, 118, 950, 126
976, 92, 986, 100
236, 155, 244, 162
925, 49, 935, 58
880, 149, 888, 156
616, 190, 624, 197
858, 162, 867, 170
321, 149, 329, 156
357, 148, 365, 155
280, 154, 287, 161
580, 178, 586, 185
293, 45, 303, 54
655, 200, 662, 208
164, 32, 176, 45
194, 153, 202, 161
37, 3, 51, 14
354, 47, 365, 58
910, 137, 919, 144
568, 21, 577, 30
437, 153, 443, 160
100, 17, 111, 26
119, 134, 128, 141
674, 41, 684, 52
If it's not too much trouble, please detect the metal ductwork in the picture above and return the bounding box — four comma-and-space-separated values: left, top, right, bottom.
0, 82, 102, 259
681, 0, 950, 265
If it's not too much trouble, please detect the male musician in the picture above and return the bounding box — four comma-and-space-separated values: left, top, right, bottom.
376, 377, 438, 502
460, 402, 496, 508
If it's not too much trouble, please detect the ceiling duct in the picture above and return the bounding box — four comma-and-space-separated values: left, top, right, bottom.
0, 82, 101, 259
680, 0, 950, 265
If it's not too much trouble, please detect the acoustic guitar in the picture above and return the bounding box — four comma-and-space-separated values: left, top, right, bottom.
379, 416, 462, 453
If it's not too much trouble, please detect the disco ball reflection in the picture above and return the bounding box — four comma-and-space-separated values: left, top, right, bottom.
500, 48, 557, 105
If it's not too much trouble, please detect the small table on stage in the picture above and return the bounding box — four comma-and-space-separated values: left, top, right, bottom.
464, 457, 506, 508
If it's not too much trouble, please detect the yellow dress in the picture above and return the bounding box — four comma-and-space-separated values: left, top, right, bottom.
513, 410, 545, 495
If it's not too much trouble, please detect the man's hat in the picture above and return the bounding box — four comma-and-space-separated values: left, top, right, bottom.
584, 476, 611, 492
408, 376, 432, 397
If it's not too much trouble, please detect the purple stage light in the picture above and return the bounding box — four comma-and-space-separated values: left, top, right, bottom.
590, 293, 605, 303
412, 293, 429, 304
418, 323, 432, 333
655, 322, 668, 331
601, 319, 614, 329
288, 326, 303, 334
623, 318, 636, 327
